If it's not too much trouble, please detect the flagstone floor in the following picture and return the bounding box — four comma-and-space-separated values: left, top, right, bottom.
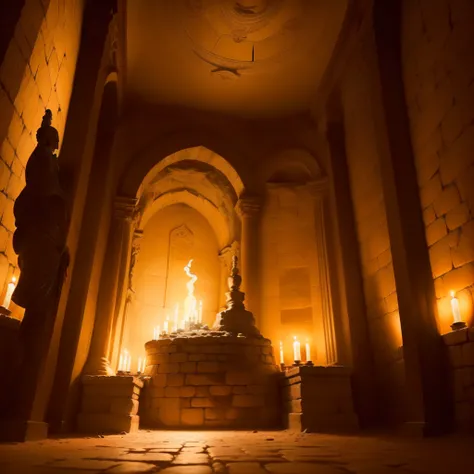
0, 429, 471, 474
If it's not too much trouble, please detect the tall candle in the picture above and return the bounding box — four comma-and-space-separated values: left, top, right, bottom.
119, 353, 124, 372
164, 316, 169, 334
126, 354, 131, 372
137, 357, 142, 373
279, 341, 284, 365
293, 336, 301, 362
153, 327, 157, 340
305, 339, 311, 362
450, 291, 462, 323
174, 304, 179, 331
2, 277, 16, 309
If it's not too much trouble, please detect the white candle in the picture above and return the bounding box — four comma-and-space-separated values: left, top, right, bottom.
279, 341, 284, 365
153, 327, 157, 340
126, 354, 131, 372
198, 300, 203, 323
174, 304, 179, 331
450, 291, 462, 323
2, 277, 16, 309
119, 353, 124, 372
138, 357, 143, 373
293, 336, 301, 362
305, 339, 311, 362
164, 316, 169, 334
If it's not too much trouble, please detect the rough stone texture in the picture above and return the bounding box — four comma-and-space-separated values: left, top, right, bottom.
443, 328, 474, 431
341, 29, 404, 424
282, 366, 358, 433
78, 375, 144, 434
0, 429, 473, 473
140, 332, 280, 429
0, 0, 84, 319
402, 0, 474, 333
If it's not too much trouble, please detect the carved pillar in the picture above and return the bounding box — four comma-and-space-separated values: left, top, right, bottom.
110, 228, 143, 369
218, 242, 239, 311
84, 197, 137, 376
306, 180, 338, 366
235, 196, 262, 322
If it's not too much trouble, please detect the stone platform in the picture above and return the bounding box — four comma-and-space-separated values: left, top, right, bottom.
77, 375, 144, 434
140, 331, 281, 429
283, 365, 358, 433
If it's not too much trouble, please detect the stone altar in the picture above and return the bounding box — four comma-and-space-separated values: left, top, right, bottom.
140, 256, 281, 428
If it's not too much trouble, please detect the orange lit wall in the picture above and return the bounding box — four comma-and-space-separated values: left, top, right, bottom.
123, 204, 220, 367
0, 0, 84, 318
401, 0, 474, 333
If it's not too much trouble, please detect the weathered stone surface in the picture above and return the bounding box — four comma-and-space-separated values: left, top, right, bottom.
181, 408, 204, 426
209, 385, 232, 396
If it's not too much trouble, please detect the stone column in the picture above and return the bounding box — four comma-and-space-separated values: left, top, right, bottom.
235, 196, 262, 323
110, 228, 143, 369
218, 242, 239, 311
306, 180, 338, 366
84, 197, 137, 376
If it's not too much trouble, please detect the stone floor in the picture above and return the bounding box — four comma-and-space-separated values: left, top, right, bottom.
0, 430, 471, 474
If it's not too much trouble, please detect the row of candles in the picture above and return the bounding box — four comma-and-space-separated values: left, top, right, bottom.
152, 301, 203, 340
279, 336, 312, 366
117, 349, 146, 374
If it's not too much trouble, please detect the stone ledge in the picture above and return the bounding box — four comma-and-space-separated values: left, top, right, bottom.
285, 365, 352, 378
443, 328, 469, 346
0, 314, 21, 330
82, 375, 144, 388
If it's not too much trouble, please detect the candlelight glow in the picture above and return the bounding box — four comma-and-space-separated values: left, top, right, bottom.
2, 277, 17, 310
450, 291, 462, 324
305, 339, 311, 362
118, 349, 131, 373
279, 341, 284, 365
293, 336, 301, 362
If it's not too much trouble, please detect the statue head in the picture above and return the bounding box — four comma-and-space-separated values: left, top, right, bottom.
36, 110, 59, 152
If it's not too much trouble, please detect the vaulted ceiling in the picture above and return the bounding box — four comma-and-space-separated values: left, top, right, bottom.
125, 0, 348, 118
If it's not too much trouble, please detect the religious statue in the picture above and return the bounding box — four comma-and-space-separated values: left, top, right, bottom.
12, 110, 69, 311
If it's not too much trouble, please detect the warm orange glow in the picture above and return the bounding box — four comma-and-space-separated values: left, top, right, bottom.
293, 336, 301, 362
2, 277, 17, 310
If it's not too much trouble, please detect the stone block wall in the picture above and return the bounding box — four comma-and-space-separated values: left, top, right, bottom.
77, 375, 143, 434
0, 0, 84, 317
282, 366, 358, 433
402, 0, 474, 333
340, 29, 404, 424
141, 334, 281, 429
443, 328, 474, 431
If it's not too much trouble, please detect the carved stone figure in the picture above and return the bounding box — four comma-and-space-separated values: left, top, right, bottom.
12, 110, 69, 311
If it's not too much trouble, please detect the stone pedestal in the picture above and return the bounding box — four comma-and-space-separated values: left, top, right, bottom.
77, 375, 143, 434
141, 333, 280, 429
443, 327, 474, 433
282, 365, 358, 433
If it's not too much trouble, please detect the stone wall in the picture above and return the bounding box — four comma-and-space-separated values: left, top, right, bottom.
443, 328, 474, 431
340, 29, 404, 424
0, 0, 84, 317
402, 0, 474, 333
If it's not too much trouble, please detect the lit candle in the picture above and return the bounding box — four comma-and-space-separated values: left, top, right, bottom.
450, 291, 462, 324
164, 316, 169, 334
126, 353, 131, 372
198, 300, 203, 323
305, 339, 311, 362
153, 327, 157, 340
2, 277, 16, 309
118, 352, 124, 372
293, 336, 301, 362
279, 341, 284, 365
174, 304, 179, 331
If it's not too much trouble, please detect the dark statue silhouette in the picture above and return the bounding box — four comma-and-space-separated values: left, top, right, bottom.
12, 109, 69, 311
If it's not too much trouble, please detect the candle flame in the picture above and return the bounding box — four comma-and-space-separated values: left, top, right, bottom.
11, 277, 16, 283
450, 290, 455, 298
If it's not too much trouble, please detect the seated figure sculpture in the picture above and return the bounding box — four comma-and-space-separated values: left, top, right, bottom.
12, 110, 69, 312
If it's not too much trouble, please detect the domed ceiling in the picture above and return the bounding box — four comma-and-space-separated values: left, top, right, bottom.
125, 0, 348, 118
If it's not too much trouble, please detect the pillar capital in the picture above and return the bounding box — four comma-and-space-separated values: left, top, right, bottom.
114, 196, 138, 221
236, 195, 262, 218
